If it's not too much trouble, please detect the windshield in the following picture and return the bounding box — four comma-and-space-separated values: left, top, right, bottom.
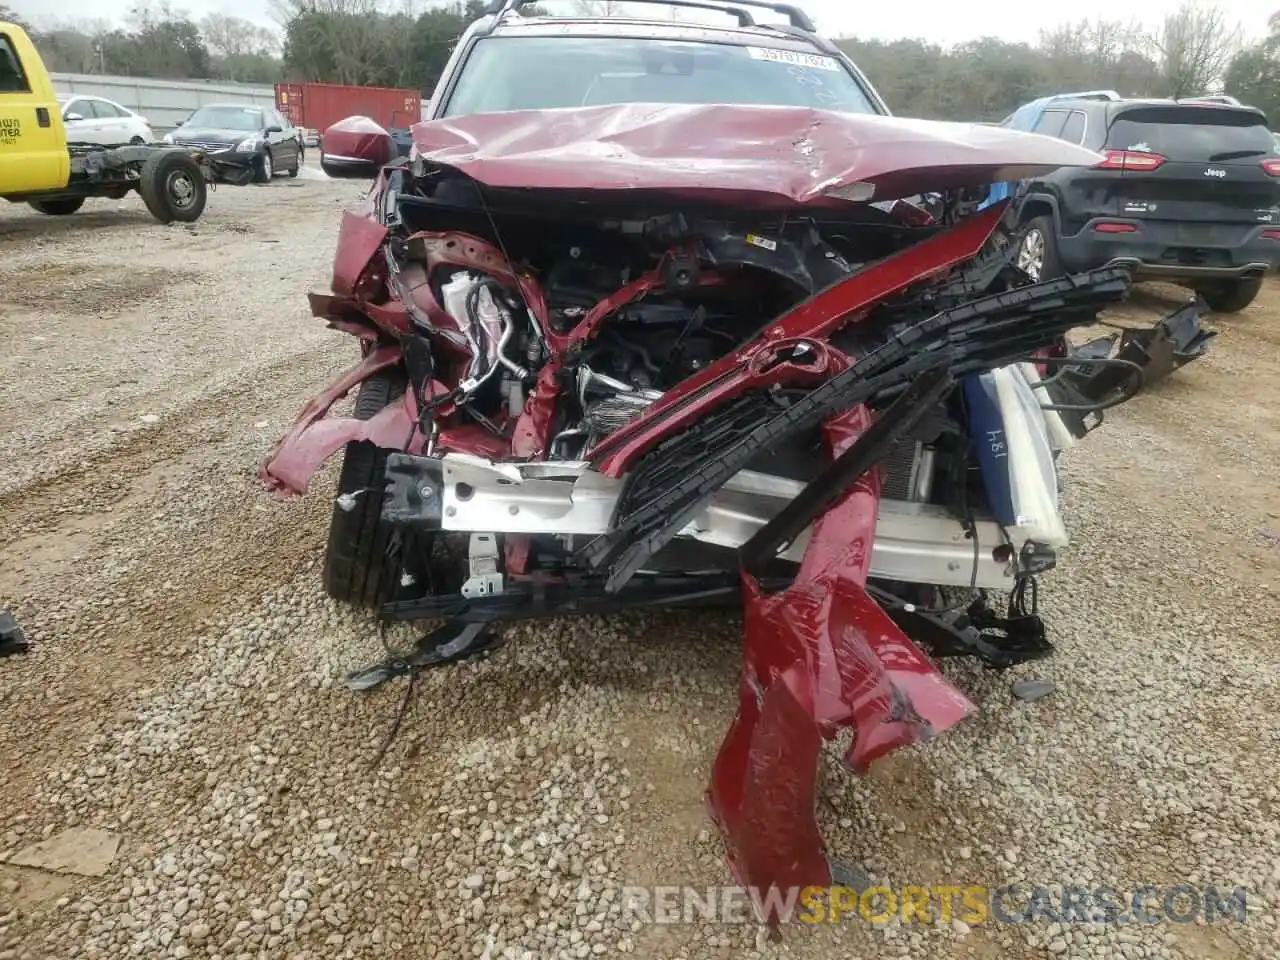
185, 106, 264, 131
443, 36, 878, 117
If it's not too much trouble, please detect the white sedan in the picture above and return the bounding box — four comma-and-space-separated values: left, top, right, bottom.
58, 95, 155, 146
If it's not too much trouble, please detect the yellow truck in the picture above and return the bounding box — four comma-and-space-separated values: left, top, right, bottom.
1, 21, 208, 222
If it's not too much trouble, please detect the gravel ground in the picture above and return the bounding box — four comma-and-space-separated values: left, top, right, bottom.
1, 179, 1278, 960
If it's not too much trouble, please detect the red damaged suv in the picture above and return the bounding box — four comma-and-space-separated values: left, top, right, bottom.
264, 0, 1213, 920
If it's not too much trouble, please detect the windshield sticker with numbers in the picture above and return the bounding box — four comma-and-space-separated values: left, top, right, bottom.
746, 47, 840, 72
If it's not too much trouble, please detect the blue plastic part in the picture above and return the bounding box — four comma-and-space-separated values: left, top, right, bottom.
963, 373, 1018, 526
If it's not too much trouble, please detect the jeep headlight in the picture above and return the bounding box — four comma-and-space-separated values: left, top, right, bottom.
235, 136, 263, 153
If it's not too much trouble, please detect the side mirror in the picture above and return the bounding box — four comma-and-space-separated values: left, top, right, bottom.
64, 112, 84, 122
174, 119, 184, 126
265, 124, 283, 134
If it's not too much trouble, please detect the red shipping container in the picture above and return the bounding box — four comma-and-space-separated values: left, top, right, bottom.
275, 82, 422, 135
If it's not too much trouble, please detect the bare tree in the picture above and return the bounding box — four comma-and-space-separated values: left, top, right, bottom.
127, 0, 189, 31
572, 1, 626, 15
1150, 0, 1241, 97
1038, 17, 1157, 95
0, 4, 31, 31
200, 13, 278, 58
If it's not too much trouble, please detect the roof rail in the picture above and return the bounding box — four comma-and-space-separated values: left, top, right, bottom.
706, 0, 815, 29
1178, 94, 1242, 106
577, 0, 764, 26
1049, 89, 1122, 102
493, 0, 815, 31
768, 22, 836, 50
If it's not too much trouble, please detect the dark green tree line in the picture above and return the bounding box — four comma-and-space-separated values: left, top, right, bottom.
1225, 13, 1280, 125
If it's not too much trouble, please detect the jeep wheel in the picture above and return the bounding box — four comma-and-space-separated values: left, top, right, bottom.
1016, 216, 1061, 282
323, 371, 411, 608
29, 198, 85, 216
1195, 277, 1263, 314
139, 151, 206, 223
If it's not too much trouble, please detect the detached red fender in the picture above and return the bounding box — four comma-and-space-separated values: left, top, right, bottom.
707, 406, 976, 924
260, 344, 422, 497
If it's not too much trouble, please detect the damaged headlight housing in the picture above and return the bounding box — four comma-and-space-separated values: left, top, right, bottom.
235, 136, 264, 153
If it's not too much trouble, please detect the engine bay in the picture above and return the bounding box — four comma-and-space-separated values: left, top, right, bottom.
379, 175, 1031, 549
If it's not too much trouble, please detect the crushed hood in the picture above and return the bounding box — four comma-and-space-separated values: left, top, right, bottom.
410, 103, 1104, 206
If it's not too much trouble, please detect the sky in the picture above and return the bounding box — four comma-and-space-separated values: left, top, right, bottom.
14, 0, 1279, 47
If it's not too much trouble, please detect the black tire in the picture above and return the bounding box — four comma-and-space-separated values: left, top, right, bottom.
138, 150, 206, 223
1015, 215, 1062, 282
1195, 277, 1263, 314
28, 198, 85, 216
323, 371, 410, 607
254, 149, 274, 183
288, 149, 300, 178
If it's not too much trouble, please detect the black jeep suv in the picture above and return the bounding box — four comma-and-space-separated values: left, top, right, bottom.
1006, 93, 1280, 313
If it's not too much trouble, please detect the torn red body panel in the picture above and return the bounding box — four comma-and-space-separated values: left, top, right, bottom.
331, 213, 389, 298
710, 407, 975, 918
261, 344, 431, 496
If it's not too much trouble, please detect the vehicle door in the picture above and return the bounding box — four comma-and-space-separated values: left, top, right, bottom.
0, 26, 69, 193
283, 110, 300, 164
81, 99, 125, 144
82, 99, 120, 144
266, 108, 293, 167
280, 109, 301, 162
61, 97, 99, 141
92, 99, 133, 144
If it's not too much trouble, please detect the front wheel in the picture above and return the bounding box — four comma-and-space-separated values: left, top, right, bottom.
255, 149, 273, 183
1015, 216, 1061, 282
28, 198, 85, 216
1195, 277, 1263, 314
139, 150, 206, 223
323, 372, 411, 608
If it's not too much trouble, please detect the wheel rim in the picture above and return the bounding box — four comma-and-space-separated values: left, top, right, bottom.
167, 170, 197, 210
263, 152, 272, 178
1017, 228, 1045, 280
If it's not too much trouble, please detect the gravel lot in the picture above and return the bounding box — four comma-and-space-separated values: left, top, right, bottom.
1, 179, 1278, 960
